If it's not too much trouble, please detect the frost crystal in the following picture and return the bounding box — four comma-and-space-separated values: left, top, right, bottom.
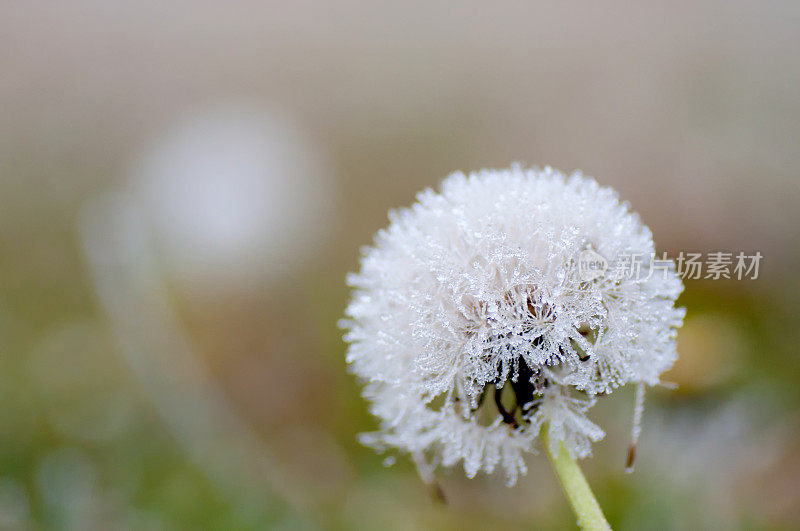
341, 166, 684, 485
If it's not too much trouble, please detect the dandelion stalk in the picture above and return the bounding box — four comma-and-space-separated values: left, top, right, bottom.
542, 426, 611, 531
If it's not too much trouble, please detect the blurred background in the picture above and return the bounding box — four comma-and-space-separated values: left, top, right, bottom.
1, 1, 799, 529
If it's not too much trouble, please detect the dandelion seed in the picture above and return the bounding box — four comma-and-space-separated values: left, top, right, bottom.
626, 382, 646, 473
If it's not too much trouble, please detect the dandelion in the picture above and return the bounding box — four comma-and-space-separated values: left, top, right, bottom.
132, 103, 334, 291
341, 165, 684, 529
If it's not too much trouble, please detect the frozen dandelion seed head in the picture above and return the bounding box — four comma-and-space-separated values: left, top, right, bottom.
342, 166, 685, 485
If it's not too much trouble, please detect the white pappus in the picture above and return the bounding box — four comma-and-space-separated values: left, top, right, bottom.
341, 165, 684, 486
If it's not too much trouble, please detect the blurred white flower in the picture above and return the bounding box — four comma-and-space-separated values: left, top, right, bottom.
131, 103, 334, 290
342, 166, 684, 485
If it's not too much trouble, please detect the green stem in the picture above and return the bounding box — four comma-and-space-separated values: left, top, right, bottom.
542, 428, 611, 530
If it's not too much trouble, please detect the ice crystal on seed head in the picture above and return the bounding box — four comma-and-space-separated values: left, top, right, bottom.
341, 165, 684, 486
